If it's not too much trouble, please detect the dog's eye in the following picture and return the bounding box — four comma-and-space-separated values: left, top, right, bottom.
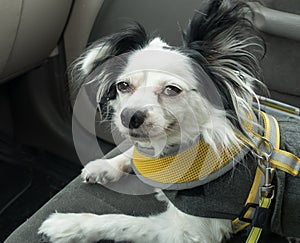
163, 85, 182, 96
117, 81, 131, 93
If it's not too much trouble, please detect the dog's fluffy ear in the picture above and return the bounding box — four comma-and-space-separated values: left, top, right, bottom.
78, 23, 149, 76
183, 0, 265, 132
183, 0, 264, 78
70, 23, 149, 113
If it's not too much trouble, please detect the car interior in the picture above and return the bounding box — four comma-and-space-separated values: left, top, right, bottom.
1, 0, 299, 242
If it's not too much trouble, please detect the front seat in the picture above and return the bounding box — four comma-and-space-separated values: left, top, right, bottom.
0, 0, 72, 82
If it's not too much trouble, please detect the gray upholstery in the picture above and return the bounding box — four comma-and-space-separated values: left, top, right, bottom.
4, 177, 167, 243
0, 0, 72, 83
63, 0, 105, 68
256, 0, 300, 107
3, 147, 165, 242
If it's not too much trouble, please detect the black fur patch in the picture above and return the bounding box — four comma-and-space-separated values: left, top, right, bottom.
90, 22, 150, 75
181, 0, 265, 134
73, 23, 151, 118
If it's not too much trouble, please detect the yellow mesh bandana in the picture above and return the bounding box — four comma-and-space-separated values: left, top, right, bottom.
132, 110, 300, 189
130, 113, 257, 189
131, 139, 241, 187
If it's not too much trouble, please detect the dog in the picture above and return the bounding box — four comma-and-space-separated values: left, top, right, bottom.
39, 0, 300, 242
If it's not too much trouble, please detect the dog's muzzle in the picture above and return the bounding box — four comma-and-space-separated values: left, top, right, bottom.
121, 108, 147, 129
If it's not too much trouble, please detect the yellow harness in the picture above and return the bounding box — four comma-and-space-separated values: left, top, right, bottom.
131, 111, 300, 242
131, 136, 243, 190
233, 112, 299, 242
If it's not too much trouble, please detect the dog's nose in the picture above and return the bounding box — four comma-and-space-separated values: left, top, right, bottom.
121, 108, 147, 129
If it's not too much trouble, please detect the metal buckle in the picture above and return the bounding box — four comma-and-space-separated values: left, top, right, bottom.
259, 183, 275, 199
238, 203, 258, 223
251, 137, 274, 172
238, 202, 272, 228
251, 137, 276, 199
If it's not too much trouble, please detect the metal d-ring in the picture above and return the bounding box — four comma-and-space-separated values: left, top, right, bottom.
252, 137, 276, 199
251, 136, 274, 173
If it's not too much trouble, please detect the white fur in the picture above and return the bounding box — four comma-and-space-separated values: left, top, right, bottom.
81, 148, 133, 184
39, 191, 231, 243
80, 44, 110, 75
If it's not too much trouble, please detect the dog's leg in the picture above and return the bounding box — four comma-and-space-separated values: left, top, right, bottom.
39, 205, 231, 243
81, 147, 133, 184
39, 192, 232, 243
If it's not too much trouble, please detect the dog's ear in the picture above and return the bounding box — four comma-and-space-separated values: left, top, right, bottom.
70, 23, 149, 115
183, 0, 264, 78
78, 23, 148, 76
182, 0, 265, 132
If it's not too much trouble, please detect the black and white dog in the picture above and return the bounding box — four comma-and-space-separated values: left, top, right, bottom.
39, 0, 300, 242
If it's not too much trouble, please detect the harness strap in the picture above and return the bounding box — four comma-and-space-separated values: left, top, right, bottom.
245, 197, 273, 243
233, 112, 300, 242
262, 112, 300, 176
231, 167, 264, 234
271, 150, 300, 176
232, 112, 277, 234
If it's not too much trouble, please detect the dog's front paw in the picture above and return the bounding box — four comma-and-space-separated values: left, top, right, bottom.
39, 213, 92, 243
81, 159, 123, 184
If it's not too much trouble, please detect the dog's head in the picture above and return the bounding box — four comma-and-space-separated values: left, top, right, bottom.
72, 0, 265, 152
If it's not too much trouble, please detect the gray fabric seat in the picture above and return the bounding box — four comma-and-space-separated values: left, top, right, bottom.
4, 176, 167, 243
4, 170, 289, 243
4, 147, 166, 243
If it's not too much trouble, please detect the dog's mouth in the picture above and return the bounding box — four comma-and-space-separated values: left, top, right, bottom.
127, 121, 178, 141
129, 131, 149, 139
128, 130, 164, 141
